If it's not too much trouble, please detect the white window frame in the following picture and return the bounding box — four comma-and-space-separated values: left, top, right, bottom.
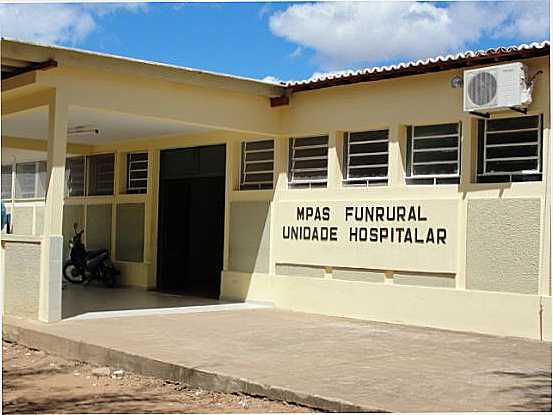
479, 114, 542, 179
126, 152, 149, 194
14, 161, 47, 200
65, 156, 87, 197
1, 164, 13, 201
343, 129, 389, 186
86, 153, 115, 197
288, 135, 329, 188
407, 122, 461, 184
239, 139, 274, 190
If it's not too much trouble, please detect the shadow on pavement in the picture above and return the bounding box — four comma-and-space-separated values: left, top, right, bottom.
492, 369, 552, 412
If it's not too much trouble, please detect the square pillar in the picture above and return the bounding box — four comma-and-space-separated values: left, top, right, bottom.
455, 116, 474, 290
388, 124, 405, 187
327, 131, 344, 190
44, 91, 68, 235
39, 91, 68, 322
274, 135, 289, 192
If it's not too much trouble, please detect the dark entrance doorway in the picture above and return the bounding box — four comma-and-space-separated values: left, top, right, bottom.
157, 144, 226, 298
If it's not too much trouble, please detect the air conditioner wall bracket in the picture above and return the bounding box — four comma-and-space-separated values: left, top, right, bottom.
509, 106, 528, 115
469, 111, 490, 119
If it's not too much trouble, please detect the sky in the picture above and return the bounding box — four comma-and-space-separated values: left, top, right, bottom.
0, 1, 549, 83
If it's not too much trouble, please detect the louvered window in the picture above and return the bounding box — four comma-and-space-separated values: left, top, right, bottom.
15, 161, 47, 199
343, 129, 388, 186
127, 152, 148, 194
65, 156, 86, 197
288, 136, 328, 188
477, 115, 542, 183
240, 140, 274, 190
36, 161, 47, 197
406, 123, 461, 185
87, 154, 114, 196
2, 165, 13, 200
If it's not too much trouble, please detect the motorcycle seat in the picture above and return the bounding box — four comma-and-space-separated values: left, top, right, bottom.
86, 251, 109, 269
86, 249, 108, 259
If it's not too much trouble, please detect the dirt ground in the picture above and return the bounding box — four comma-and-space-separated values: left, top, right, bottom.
2, 340, 315, 414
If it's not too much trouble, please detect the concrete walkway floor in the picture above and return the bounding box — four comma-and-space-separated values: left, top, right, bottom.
61, 285, 236, 319
4, 308, 552, 413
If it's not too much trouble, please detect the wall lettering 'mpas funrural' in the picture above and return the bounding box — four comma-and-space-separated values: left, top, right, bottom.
281, 205, 447, 245
273, 200, 458, 272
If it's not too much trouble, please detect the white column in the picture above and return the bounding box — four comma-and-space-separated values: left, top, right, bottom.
327, 131, 343, 190
43, 91, 68, 235
540, 126, 551, 296
274, 135, 289, 192
455, 116, 473, 290
111, 151, 122, 261
39, 90, 68, 322
388, 124, 405, 187
222, 138, 234, 272
269, 135, 288, 275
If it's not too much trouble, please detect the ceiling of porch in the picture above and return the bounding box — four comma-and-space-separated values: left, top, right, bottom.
2, 105, 210, 144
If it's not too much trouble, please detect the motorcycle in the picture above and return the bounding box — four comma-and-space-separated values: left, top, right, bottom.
63, 223, 120, 288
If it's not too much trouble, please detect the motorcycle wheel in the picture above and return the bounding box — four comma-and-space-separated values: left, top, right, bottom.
102, 268, 117, 288
63, 262, 85, 284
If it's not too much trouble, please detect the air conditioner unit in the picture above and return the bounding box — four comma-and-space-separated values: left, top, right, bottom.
463, 62, 533, 112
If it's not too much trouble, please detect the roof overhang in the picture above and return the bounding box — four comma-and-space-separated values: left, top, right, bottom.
2, 58, 57, 80
1, 38, 285, 98
288, 42, 550, 92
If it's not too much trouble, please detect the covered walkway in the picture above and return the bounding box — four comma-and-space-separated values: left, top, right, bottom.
1, 38, 283, 323
4, 308, 551, 412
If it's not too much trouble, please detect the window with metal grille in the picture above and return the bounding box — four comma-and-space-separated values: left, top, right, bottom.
36, 161, 47, 197
240, 140, 274, 190
343, 129, 389, 186
288, 136, 328, 188
65, 156, 86, 197
2, 165, 13, 200
406, 123, 461, 185
127, 152, 148, 194
477, 115, 542, 183
15, 161, 47, 199
87, 154, 114, 196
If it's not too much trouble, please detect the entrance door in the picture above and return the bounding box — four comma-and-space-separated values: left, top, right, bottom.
157, 145, 226, 298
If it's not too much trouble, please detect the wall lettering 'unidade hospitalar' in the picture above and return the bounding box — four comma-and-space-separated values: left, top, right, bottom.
274, 200, 458, 273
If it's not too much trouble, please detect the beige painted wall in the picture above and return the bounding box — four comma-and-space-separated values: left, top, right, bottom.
393, 272, 456, 288
280, 57, 549, 135
275, 264, 325, 278
221, 270, 550, 341
1, 51, 550, 338
220, 56, 551, 339
332, 267, 385, 283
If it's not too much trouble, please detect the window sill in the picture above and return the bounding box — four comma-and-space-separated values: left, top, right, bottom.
342, 180, 389, 187
475, 173, 542, 184
12, 198, 46, 203
406, 177, 460, 185
1, 234, 42, 243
